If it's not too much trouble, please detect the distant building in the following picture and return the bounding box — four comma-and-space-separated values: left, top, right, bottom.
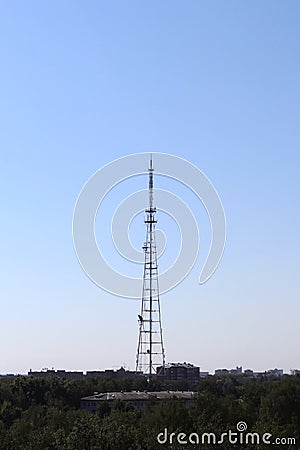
230, 366, 243, 375
214, 367, 284, 378
265, 368, 283, 378
200, 371, 209, 378
215, 366, 243, 376
81, 391, 195, 412
28, 367, 143, 381
215, 367, 242, 376
215, 368, 229, 376
56, 370, 85, 380
86, 367, 143, 380
291, 369, 300, 376
157, 362, 200, 388
28, 369, 85, 380
248, 369, 284, 379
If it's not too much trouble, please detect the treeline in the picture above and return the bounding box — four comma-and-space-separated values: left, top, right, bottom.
0, 374, 299, 449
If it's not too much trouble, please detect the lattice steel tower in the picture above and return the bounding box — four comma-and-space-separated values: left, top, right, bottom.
136, 157, 165, 377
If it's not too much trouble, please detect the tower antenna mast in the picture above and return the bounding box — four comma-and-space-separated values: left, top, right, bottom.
136, 156, 165, 377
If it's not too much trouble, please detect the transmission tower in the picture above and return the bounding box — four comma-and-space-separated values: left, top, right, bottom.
136, 157, 165, 377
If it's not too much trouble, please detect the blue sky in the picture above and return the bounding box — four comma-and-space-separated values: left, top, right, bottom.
0, 1, 299, 374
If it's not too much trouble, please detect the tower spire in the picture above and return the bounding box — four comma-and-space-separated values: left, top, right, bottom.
148, 154, 154, 209
136, 156, 165, 377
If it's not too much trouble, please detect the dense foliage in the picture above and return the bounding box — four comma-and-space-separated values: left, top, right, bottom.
0, 374, 299, 449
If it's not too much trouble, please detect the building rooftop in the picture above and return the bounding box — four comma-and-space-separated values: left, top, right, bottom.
81, 391, 195, 402
163, 362, 199, 369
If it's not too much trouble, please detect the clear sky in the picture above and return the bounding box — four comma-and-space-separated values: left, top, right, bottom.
0, 1, 299, 374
